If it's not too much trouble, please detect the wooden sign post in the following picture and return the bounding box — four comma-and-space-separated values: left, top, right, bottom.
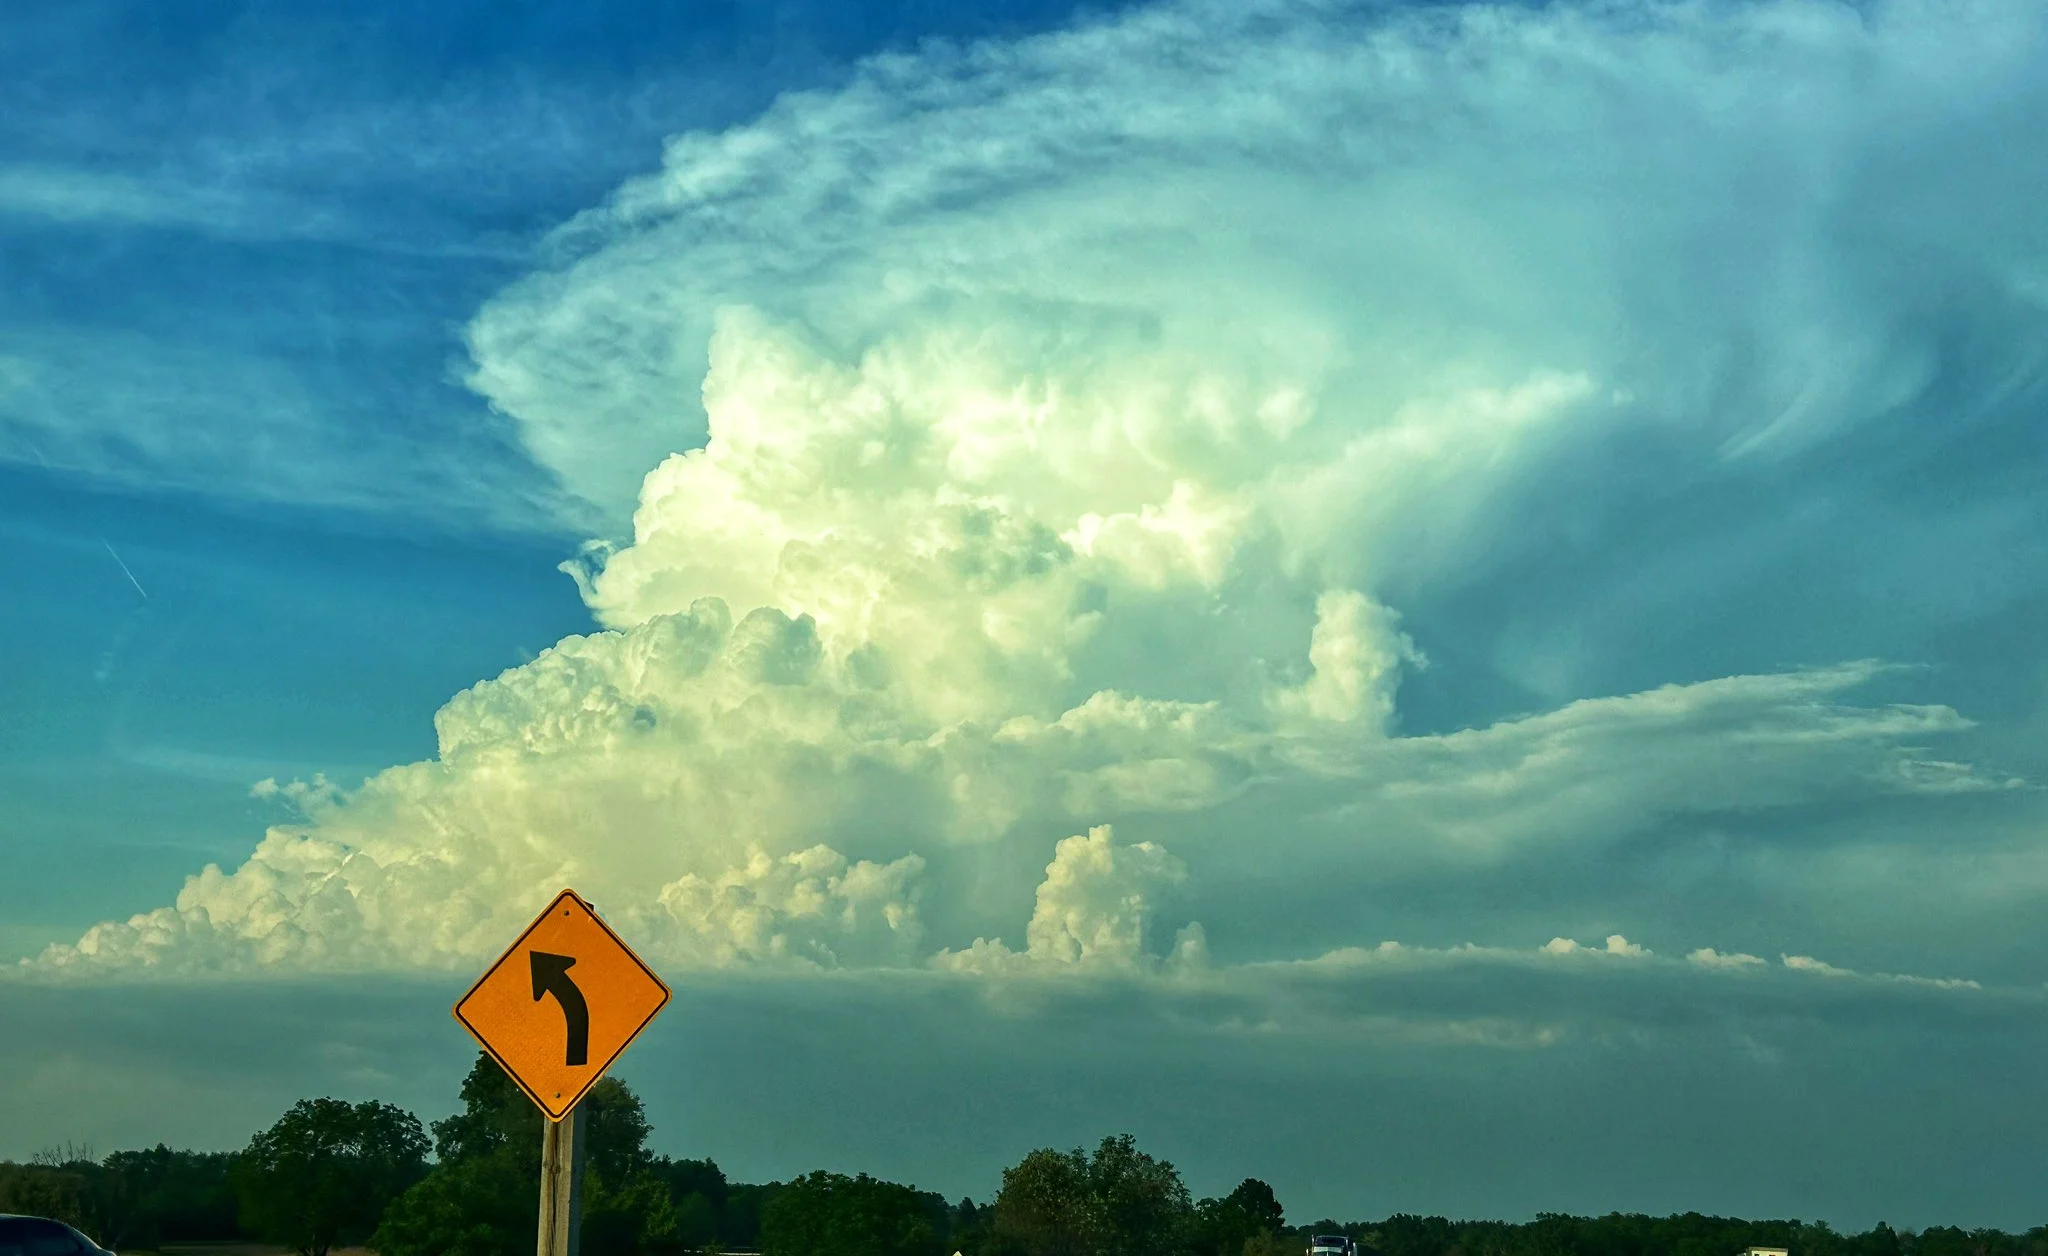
538, 1102, 588, 1256
452, 889, 672, 1256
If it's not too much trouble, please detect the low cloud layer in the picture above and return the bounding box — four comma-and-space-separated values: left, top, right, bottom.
20, 651, 2010, 988
7, 950, 2047, 1230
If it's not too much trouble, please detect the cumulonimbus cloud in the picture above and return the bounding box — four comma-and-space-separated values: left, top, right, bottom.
16, 0, 2043, 1050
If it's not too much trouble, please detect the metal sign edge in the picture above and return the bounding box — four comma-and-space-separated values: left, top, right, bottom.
451, 887, 587, 1122
449, 886, 671, 1124
577, 891, 675, 1008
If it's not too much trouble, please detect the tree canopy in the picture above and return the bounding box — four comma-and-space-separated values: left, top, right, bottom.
1198, 1180, 1288, 1256
761, 1170, 950, 1256
994, 1135, 1197, 1256
12, 1078, 2048, 1256
374, 1053, 700, 1256
231, 1098, 430, 1256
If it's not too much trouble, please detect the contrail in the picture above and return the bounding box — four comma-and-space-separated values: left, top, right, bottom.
16, 437, 152, 602
102, 538, 149, 601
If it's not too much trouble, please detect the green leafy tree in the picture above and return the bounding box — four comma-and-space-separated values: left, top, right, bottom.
0, 1163, 89, 1233
1863, 1225, 1907, 1256
232, 1098, 430, 1256
585, 1083, 656, 1187
375, 1054, 677, 1256
1, 1146, 243, 1249
671, 1189, 720, 1248
101, 1145, 243, 1245
659, 1157, 728, 1212
655, 1158, 729, 1249
1088, 1135, 1193, 1256
952, 1198, 996, 1256
994, 1148, 1096, 1256
8, 1146, 123, 1243
722, 1182, 786, 1248
1261, 1213, 2045, 1256
575, 1078, 677, 1256
994, 1136, 1195, 1256
761, 1171, 949, 1256
368, 1151, 538, 1256
1198, 1181, 1285, 1256
72, 1159, 137, 1252
589, 1167, 687, 1256
430, 1051, 547, 1165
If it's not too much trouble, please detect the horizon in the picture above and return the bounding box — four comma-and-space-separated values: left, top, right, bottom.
4, 0, 2047, 1236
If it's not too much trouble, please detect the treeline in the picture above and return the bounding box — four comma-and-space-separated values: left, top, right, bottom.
6, 1057, 2047, 1256
0, 1145, 238, 1249
1320, 1215, 2048, 1256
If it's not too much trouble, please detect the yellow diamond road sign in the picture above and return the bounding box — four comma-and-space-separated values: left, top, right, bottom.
454, 888, 671, 1121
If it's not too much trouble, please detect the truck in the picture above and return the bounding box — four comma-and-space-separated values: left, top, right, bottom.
1309, 1235, 1358, 1256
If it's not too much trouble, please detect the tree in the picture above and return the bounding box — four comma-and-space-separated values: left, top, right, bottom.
585, 1164, 684, 1256
1227, 1181, 1284, 1235
101, 1146, 242, 1245
1198, 1181, 1286, 1256
1862, 1225, 1906, 1256
994, 1136, 1195, 1256
1, 1146, 244, 1249
995, 1148, 1096, 1256
761, 1171, 949, 1256
1086, 1135, 1193, 1256
656, 1158, 730, 1249
0, 1163, 89, 1233
430, 1051, 546, 1166
953, 1198, 996, 1256
585, 1082, 656, 1188
376, 1054, 677, 1256
367, 1151, 537, 1256
723, 1182, 787, 1249
232, 1098, 430, 1256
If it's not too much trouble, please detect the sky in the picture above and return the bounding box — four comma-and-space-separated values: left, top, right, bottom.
3, 0, 2048, 1233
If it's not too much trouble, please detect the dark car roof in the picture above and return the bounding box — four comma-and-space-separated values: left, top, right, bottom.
0, 1214, 108, 1249
0, 1215, 95, 1233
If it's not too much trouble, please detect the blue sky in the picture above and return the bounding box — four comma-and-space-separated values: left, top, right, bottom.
0, 0, 1137, 946
5, 0, 2048, 1232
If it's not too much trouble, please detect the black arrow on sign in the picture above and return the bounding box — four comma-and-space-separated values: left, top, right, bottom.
530, 951, 590, 1066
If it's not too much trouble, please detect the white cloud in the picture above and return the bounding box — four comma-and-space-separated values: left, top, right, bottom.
19, 637, 2002, 982
0, 164, 375, 246
1783, 953, 1980, 991
471, 0, 2048, 542
0, 325, 570, 536
1268, 590, 1422, 729
623, 845, 929, 969
1689, 948, 1768, 971
0, 166, 247, 230
1265, 662, 2011, 869
18, 0, 2040, 1038
1144, 933, 2025, 1048
933, 824, 1200, 973
1542, 935, 1651, 958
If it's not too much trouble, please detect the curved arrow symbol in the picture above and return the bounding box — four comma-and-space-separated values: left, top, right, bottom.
530, 951, 590, 1066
